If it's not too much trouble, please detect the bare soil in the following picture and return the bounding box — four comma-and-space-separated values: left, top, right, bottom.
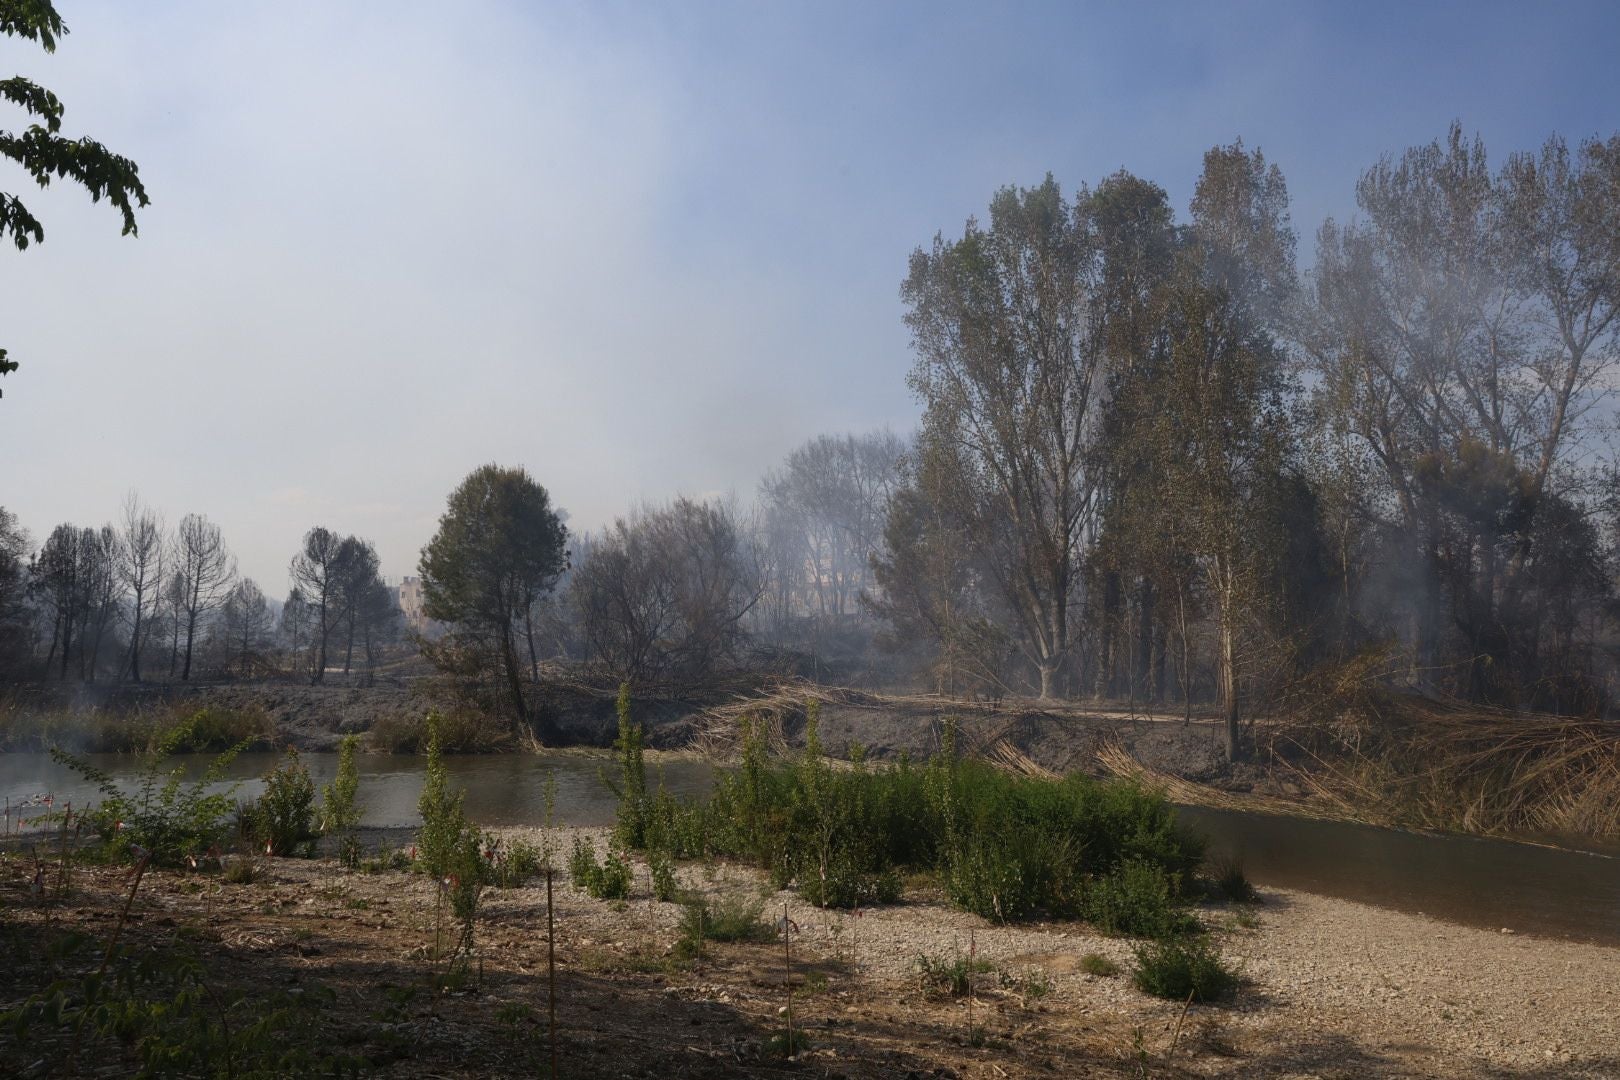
4, 826, 1615, 1079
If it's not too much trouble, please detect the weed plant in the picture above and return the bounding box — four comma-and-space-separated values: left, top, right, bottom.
1208, 855, 1259, 903
673, 895, 772, 959
0, 933, 361, 1077
915, 951, 995, 997
1080, 952, 1121, 977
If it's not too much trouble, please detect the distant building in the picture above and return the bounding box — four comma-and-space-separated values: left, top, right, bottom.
398, 575, 429, 634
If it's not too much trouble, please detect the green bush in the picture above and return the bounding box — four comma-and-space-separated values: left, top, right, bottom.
321, 734, 363, 837
613, 698, 1203, 924
417, 712, 468, 879
485, 836, 543, 888
568, 836, 631, 900
254, 749, 318, 857
673, 895, 772, 958
1082, 859, 1196, 938
51, 718, 249, 866
370, 707, 509, 754
1132, 936, 1239, 1001
1208, 855, 1259, 904
915, 951, 995, 997
649, 850, 679, 902
1080, 952, 1120, 977
610, 682, 648, 849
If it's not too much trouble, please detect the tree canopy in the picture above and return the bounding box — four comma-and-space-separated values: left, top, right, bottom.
419, 464, 568, 737
0, 0, 149, 397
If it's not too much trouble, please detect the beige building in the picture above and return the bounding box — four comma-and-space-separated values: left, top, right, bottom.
398, 575, 428, 634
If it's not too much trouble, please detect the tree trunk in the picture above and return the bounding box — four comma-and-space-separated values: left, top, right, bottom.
1220, 614, 1240, 762
182, 609, 197, 680
128, 589, 145, 683
1135, 578, 1154, 702
313, 597, 327, 685
526, 607, 540, 683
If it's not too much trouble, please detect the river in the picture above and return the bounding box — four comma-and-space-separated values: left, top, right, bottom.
3, 751, 1615, 946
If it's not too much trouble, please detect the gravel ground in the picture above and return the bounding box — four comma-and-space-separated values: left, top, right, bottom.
506, 825, 1620, 1079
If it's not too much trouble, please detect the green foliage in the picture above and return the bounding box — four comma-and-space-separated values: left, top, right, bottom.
762, 1029, 813, 1058
485, 835, 543, 888
915, 951, 995, 997
1131, 936, 1239, 1002
1082, 859, 1197, 938
1209, 855, 1259, 904
1080, 952, 1121, 977
51, 718, 248, 866
0, 934, 360, 1077
253, 748, 317, 857
611, 681, 648, 848
417, 711, 468, 879
418, 464, 568, 726
617, 708, 1202, 923
0, 0, 149, 393
321, 734, 363, 837
567, 835, 631, 900
223, 857, 257, 885
673, 895, 772, 959
649, 849, 679, 902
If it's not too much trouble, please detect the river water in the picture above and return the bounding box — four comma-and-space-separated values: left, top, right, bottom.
3, 751, 1614, 946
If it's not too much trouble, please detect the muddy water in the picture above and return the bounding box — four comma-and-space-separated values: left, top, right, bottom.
4, 752, 1615, 945
1180, 805, 1620, 946
0, 751, 715, 830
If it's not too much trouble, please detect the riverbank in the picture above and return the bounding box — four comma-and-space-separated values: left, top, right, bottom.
2, 825, 1615, 1078
7, 678, 1617, 852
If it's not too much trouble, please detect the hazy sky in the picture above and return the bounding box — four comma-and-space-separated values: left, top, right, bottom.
6, 0, 1620, 589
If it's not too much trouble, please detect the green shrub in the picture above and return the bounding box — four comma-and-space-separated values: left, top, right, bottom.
915, 951, 995, 997
1083, 860, 1196, 938
181, 706, 273, 751
1209, 855, 1259, 904
1132, 936, 1239, 1001
51, 718, 249, 866
321, 734, 363, 837
417, 712, 468, 878
371, 707, 509, 754
610, 682, 648, 849
612, 697, 1203, 924
568, 836, 631, 900
255, 749, 318, 857
223, 857, 258, 885
1080, 951, 1121, 976
649, 850, 679, 902
481, 835, 542, 888
673, 895, 772, 958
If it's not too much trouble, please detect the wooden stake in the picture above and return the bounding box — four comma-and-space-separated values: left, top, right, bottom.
547, 867, 558, 1080
783, 901, 794, 1056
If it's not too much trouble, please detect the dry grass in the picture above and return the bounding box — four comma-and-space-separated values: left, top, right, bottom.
1275, 693, 1620, 843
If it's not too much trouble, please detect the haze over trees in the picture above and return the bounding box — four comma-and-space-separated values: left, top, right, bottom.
2, 122, 1619, 760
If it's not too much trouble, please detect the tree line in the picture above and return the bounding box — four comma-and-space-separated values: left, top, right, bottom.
0, 498, 401, 684
6, 123, 1618, 758
413, 125, 1620, 759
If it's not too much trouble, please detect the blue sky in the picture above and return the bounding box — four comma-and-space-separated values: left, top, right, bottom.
5, 0, 1619, 588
